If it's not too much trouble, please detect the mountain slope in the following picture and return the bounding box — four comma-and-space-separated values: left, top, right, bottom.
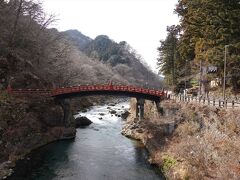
63, 29, 92, 50
63, 31, 163, 88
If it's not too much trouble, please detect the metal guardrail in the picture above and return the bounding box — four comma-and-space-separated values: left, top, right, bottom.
169, 94, 240, 109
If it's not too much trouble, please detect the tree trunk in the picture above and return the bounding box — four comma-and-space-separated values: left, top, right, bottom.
9, 0, 23, 47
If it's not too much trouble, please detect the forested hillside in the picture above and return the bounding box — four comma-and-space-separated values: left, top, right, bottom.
64, 31, 162, 88
157, 0, 240, 94
0, 0, 162, 91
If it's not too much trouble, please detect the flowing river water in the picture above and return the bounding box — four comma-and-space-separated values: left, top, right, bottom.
9, 101, 164, 180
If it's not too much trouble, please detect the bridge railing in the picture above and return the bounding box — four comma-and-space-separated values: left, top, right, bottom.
6, 84, 167, 98
7, 85, 51, 95
51, 85, 166, 97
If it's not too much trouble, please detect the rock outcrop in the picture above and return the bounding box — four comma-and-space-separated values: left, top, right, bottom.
0, 94, 76, 178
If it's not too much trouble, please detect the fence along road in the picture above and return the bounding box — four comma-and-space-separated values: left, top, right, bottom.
170, 94, 240, 109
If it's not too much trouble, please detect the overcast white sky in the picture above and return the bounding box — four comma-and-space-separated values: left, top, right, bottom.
43, 0, 179, 72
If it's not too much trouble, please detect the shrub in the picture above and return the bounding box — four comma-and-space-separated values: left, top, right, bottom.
162, 154, 177, 173
176, 120, 200, 137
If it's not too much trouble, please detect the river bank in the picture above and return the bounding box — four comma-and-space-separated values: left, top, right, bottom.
122, 99, 240, 179
0, 93, 123, 179
7, 100, 164, 180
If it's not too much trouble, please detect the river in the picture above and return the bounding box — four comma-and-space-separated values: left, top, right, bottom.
8, 101, 164, 180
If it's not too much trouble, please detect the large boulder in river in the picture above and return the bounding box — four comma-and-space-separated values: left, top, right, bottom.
75, 116, 92, 127
121, 110, 130, 120
109, 110, 117, 114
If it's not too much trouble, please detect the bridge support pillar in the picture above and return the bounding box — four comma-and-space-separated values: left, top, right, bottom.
56, 98, 74, 127
136, 98, 145, 119
155, 100, 163, 115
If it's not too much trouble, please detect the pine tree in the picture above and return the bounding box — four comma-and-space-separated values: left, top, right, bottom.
157, 25, 182, 87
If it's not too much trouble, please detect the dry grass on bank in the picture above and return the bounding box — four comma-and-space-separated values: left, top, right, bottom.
144, 100, 240, 179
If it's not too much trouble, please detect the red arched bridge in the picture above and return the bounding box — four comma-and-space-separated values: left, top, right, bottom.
7, 84, 166, 101
7, 84, 166, 119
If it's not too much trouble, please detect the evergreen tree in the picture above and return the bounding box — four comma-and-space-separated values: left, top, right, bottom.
174, 0, 240, 92
157, 25, 183, 88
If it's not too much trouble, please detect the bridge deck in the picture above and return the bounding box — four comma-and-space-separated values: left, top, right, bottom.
7, 84, 166, 100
